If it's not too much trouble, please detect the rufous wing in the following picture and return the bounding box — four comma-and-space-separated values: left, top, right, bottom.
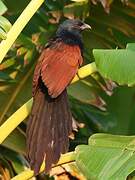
40, 42, 83, 98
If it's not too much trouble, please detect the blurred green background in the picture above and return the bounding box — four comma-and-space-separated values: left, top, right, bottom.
0, 0, 135, 179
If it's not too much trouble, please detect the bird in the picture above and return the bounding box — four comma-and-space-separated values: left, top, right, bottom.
26, 19, 91, 175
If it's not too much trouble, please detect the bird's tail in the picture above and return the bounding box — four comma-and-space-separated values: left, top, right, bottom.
26, 84, 72, 174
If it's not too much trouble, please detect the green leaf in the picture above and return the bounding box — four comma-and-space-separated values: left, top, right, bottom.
0, 15, 12, 33
0, 15, 11, 40
2, 129, 26, 154
64, 2, 89, 18
126, 43, 135, 51
0, 146, 26, 174
17, 34, 34, 49
0, 71, 12, 81
104, 86, 135, 134
93, 48, 135, 86
0, 27, 6, 39
76, 133, 135, 180
68, 80, 98, 105
0, 0, 7, 15
3, 0, 30, 14
70, 98, 116, 133
0, 58, 15, 70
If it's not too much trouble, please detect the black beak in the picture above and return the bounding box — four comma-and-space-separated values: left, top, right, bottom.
80, 23, 91, 30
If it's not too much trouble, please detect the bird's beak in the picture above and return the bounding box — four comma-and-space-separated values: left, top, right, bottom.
81, 23, 91, 30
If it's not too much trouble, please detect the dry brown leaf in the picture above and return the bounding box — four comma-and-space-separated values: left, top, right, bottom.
0, 164, 11, 180
91, 0, 128, 13
90, 95, 107, 111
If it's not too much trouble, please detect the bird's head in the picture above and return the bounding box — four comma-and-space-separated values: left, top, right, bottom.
56, 19, 91, 37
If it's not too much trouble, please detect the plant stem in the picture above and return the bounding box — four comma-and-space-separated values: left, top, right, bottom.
0, 98, 32, 144
0, 64, 35, 123
0, 62, 97, 144
72, 62, 97, 83
0, 0, 44, 63
12, 152, 76, 180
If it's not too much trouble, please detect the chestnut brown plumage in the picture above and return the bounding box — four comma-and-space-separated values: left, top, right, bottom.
26, 19, 91, 174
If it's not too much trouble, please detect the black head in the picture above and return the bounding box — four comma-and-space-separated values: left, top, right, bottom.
56, 19, 91, 51
56, 19, 91, 36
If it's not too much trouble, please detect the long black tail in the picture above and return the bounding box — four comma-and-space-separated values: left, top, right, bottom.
26, 83, 72, 174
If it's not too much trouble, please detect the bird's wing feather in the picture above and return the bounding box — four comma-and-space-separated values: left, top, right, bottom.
40, 42, 83, 98
32, 50, 46, 96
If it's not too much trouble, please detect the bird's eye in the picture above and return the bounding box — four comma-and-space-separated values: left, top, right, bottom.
77, 21, 84, 27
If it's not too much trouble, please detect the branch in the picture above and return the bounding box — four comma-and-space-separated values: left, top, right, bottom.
0, 62, 97, 144
0, 99, 32, 144
12, 152, 76, 180
72, 62, 97, 83
0, 0, 44, 63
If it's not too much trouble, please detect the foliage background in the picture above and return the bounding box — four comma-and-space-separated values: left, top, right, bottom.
0, 0, 135, 179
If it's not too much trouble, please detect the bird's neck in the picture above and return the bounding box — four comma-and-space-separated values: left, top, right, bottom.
56, 30, 83, 52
